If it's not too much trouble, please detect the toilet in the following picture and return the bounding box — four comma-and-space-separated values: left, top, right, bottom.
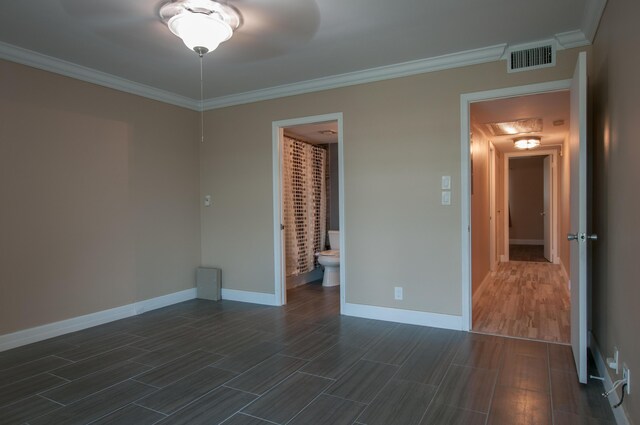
317, 230, 340, 287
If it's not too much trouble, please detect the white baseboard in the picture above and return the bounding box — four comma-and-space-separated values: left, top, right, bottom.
221, 288, 279, 306
509, 239, 544, 245
135, 288, 196, 314
286, 268, 323, 289
473, 271, 494, 299
590, 331, 632, 425
342, 302, 462, 330
0, 288, 196, 353
559, 258, 571, 290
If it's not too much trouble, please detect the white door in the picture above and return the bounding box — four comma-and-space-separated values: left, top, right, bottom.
569, 51, 591, 384
489, 145, 497, 271
543, 156, 551, 261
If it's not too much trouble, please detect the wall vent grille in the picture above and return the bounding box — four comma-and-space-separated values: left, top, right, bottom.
508, 44, 555, 72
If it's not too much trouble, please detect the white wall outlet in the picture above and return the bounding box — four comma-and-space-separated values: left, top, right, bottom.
441, 191, 451, 205
204, 195, 212, 207
394, 286, 403, 300
441, 175, 451, 190
623, 364, 631, 394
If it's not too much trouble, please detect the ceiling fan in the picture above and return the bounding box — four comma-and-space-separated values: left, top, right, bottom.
57, 0, 320, 62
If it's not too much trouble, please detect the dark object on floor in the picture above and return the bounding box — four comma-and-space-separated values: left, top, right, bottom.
509, 244, 549, 262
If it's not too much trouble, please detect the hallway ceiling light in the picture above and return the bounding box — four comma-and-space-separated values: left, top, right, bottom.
513, 136, 541, 150
160, 0, 240, 56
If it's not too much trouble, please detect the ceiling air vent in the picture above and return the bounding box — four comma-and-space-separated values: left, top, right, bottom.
508, 44, 555, 73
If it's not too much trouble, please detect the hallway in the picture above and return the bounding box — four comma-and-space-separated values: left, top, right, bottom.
472, 261, 570, 344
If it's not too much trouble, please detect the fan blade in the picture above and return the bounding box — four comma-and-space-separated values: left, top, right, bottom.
214, 0, 320, 62
59, 0, 155, 28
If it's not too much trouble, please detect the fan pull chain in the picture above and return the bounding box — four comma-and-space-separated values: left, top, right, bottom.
200, 54, 204, 143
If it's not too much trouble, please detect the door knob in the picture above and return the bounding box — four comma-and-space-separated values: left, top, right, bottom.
567, 233, 579, 241
587, 234, 598, 241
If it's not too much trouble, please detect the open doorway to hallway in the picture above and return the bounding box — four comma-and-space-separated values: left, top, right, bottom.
469, 91, 572, 344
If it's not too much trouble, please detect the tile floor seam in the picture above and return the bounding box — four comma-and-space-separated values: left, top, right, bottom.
125, 380, 227, 421
130, 378, 162, 389
221, 384, 262, 397
132, 401, 170, 416
483, 341, 506, 425
415, 381, 439, 425
40, 377, 151, 410
36, 394, 66, 407
225, 412, 279, 424
423, 346, 459, 423
545, 343, 558, 425
0, 372, 71, 403
295, 370, 337, 381
282, 386, 333, 425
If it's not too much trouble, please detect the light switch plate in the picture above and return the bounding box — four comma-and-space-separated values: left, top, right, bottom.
204, 195, 212, 207
441, 191, 451, 205
441, 175, 451, 190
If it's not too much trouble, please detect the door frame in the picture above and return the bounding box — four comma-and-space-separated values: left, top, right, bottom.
502, 150, 559, 264
272, 112, 345, 311
488, 143, 497, 271
460, 79, 571, 331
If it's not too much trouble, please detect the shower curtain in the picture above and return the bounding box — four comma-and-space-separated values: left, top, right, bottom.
282, 136, 327, 277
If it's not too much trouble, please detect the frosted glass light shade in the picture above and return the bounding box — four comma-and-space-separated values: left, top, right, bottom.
514, 137, 541, 150
167, 12, 232, 53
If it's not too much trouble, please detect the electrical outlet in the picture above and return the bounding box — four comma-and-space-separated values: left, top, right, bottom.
623, 364, 631, 394
394, 286, 403, 300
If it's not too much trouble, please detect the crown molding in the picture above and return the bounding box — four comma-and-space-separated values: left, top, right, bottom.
0, 41, 199, 111
555, 30, 590, 49
582, 0, 608, 42
203, 44, 507, 110
1, 6, 602, 115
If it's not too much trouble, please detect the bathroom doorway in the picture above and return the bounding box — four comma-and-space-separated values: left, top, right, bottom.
272, 113, 344, 312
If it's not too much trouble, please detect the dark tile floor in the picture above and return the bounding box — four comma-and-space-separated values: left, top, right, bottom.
0, 284, 615, 424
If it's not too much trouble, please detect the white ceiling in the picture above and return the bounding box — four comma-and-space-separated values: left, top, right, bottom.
470, 90, 570, 153
0, 0, 605, 108
285, 121, 338, 144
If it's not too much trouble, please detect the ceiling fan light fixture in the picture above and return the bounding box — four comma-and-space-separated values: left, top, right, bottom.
160, 0, 240, 56
513, 136, 541, 150
167, 12, 231, 54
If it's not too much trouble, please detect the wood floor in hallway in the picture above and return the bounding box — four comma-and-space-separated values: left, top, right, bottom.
472, 261, 570, 344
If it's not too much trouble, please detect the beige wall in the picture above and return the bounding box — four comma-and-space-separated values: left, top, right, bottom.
201, 48, 586, 316
0, 42, 591, 335
509, 157, 544, 241
470, 133, 490, 294
591, 0, 640, 422
0, 60, 201, 335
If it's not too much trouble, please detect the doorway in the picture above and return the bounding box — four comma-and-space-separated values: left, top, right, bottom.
462, 52, 590, 382
505, 153, 556, 264
464, 88, 571, 344
272, 113, 345, 312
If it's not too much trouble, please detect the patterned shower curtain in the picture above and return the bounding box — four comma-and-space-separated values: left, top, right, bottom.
282, 136, 327, 277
